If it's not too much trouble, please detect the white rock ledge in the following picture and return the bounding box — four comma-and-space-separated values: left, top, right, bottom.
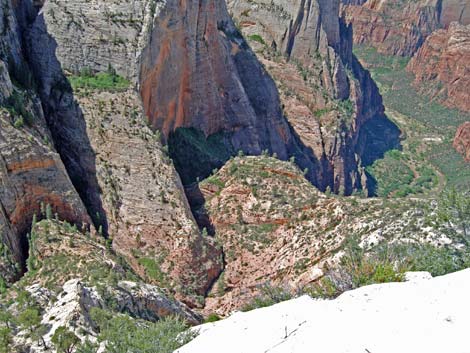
176, 269, 470, 353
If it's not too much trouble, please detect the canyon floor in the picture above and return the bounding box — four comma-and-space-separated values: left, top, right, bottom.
0, 1, 469, 352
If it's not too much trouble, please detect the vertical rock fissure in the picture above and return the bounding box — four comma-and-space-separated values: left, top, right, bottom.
13, 0, 109, 235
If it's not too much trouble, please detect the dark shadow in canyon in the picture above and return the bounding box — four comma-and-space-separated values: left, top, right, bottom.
10, 1, 109, 250
140, 2, 401, 225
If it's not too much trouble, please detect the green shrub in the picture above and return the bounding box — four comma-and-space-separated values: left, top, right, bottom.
51, 326, 80, 353
341, 237, 405, 288
242, 283, 294, 312
6, 91, 34, 126
68, 70, 130, 92
247, 34, 266, 45
138, 257, 168, 286
90, 308, 195, 353
204, 313, 221, 323
13, 116, 24, 128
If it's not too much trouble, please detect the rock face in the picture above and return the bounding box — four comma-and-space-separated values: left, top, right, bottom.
8, 220, 201, 352
342, 0, 442, 56
441, 0, 470, 28
38, 0, 156, 80
197, 156, 451, 315
32, 0, 399, 196
342, 0, 470, 57
0, 0, 91, 281
76, 90, 223, 306
4, 0, 224, 306
227, 0, 399, 193
139, 0, 296, 184
453, 122, 470, 161
177, 269, 470, 353
407, 22, 470, 112
0, 0, 224, 306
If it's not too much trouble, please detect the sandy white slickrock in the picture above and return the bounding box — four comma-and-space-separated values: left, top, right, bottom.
176, 269, 470, 353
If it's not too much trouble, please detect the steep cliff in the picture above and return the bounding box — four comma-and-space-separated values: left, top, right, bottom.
139, 0, 297, 185
76, 90, 223, 306
441, 0, 470, 27
0, 0, 91, 282
37, 0, 156, 80
454, 122, 470, 161
341, 0, 442, 57
227, 0, 399, 194
197, 156, 454, 315
342, 0, 470, 57
31, 0, 224, 305
407, 22, 470, 112
34, 0, 399, 195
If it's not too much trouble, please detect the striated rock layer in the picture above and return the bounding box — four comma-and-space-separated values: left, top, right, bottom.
36, 0, 399, 195
228, 0, 399, 194
453, 122, 470, 161
37, 0, 157, 80
28, 0, 224, 305
139, 0, 295, 182
407, 22, 470, 112
0, 0, 91, 281
341, 0, 442, 56
342, 0, 470, 57
77, 90, 223, 306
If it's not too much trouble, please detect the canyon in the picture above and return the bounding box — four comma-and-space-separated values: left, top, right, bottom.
342, 0, 470, 159
0, 0, 400, 297
342, 0, 470, 57
0, 0, 468, 352
407, 22, 470, 112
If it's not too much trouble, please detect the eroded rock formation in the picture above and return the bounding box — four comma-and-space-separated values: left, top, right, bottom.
77, 90, 223, 306
228, 0, 399, 194
342, 0, 470, 57
407, 22, 470, 112
198, 156, 454, 315
453, 122, 470, 161
33, 0, 224, 305
139, 0, 296, 183
0, 0, 91, 281
341, 0, 442, 56
441, 0, 470, 28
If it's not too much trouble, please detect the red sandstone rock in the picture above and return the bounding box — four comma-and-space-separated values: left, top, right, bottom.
453, 122, 470, 161
407, 23, 470, 112
441, 0, 470, 28
342, 0, 442, 56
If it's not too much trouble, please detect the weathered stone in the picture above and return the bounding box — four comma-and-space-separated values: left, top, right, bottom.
228, 0, 399, 194
0, 0, 91, 280
115, 281, 202, 325
453, 122, 470, 161
139, 0, 293, 162
441, 0, 470, 28
77, 90, 223, 306
342, 0, 442, 56
39, 0, 157, 80
199, 156, 448, 315
407, 22, 470, 112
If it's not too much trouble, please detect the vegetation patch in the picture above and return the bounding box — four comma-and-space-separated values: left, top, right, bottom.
68, 67, 130, 92
247, 34, 266, 46
353, 44, 470, 192
168, 127, 232, 185
366, 149, 437, 197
